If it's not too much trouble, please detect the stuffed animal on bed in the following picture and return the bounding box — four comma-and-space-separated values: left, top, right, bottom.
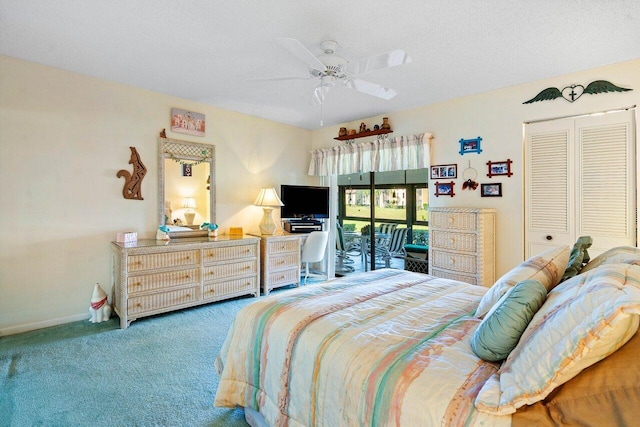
561, 235, 593, 282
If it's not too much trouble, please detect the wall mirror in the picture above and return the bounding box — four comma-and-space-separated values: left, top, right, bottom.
158, 138, 215, 238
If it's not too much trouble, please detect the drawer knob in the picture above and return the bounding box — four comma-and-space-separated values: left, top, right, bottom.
450, 238, 455, 244
133, 282, 141, 287
546, 235, 553, 241
208, 289, 215, 294
185, 293, 191, 298
136, 303, 142, 307
449, 217, 455, 223
450, 258, 455, 264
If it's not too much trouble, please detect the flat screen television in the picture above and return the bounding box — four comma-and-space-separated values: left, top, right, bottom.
280, 185, 330, 219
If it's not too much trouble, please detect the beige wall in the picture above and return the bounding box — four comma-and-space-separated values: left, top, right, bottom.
313, 59, 640, 278
2, 54, 639, 335
0, 55, 314, 334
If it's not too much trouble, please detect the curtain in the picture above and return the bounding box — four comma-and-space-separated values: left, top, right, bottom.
308, 133, 432, 176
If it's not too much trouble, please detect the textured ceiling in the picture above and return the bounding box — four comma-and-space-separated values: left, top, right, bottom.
2, 0, 640, 130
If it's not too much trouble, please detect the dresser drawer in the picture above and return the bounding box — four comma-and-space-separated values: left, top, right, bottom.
429, 268, 479, 286
202, 260, 256, 281
203, 244, 256, 262
267, 267, 299, 288
431, 231, 477, 252
203, 276, 258, 300
127, 286, 200, 315
430, 211, 478, 231
127, 268, 199, 294
127, 250, 199, 272
268, 253, 298, 270
266, 239, 299, 254
431, 251, 478, 274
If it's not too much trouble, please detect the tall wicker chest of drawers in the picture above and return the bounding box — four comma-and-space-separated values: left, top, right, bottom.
111, 236, 260, 329
428, 207, 496, 287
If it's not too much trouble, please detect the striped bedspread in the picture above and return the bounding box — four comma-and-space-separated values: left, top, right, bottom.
214, 269, 511, 427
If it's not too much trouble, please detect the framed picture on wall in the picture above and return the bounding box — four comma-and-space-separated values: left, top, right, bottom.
459, 137, 483, 155
430, 164, 457, 179
434, 181, 455, 197
486, 159, 513, 177
481, 183, 502, 197
171, 108, 206, 137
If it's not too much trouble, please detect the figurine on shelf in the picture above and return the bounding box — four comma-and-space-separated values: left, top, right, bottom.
339, 127, 347, 137
381, 117, 391, 130
201, 222, 219, 238
359, 122, 367, 133
374, 124, 380, 131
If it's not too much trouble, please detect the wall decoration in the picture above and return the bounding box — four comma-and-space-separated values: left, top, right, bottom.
182, 163, 192, 177
523, 80, 632, 104
481, 183, 502, 197
486, 159, 513, 177
459, 137, 482, 155
117, 146, 147, 200
434, 181, 455, 197
461, 162, 479, 190
430, 164, 457, 179
171, 108, 206, 137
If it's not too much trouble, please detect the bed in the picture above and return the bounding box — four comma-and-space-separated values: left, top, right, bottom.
214, 245, 640, 426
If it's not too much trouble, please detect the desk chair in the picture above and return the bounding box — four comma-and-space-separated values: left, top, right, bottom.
301, 231, 329, 284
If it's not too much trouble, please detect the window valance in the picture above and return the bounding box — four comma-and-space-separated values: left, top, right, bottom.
308, 133, 432, 176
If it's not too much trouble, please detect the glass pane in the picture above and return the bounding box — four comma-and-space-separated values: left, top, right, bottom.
374, 188, 406, 221
415, 187, 429, 222
345, 189, 371, 220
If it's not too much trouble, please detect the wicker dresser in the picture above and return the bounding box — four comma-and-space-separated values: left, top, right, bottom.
251, 231, 303, 295
428, 207, 496, 287
111, 236, 260, 329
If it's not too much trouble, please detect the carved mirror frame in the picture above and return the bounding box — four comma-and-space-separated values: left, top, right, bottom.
158, 137, 215, 238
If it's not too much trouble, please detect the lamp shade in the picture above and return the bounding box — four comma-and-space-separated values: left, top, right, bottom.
253, 187, 284, 207
183, 197, 196, 209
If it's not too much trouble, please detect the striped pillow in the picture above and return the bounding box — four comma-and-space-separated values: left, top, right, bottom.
580, 246, 640, 274
474, 262, 640, 415
475, 246, 570, 318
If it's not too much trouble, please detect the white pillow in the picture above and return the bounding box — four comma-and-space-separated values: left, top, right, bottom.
474, 263, 640, 415
580, 246, 640, 274
475, 246, 570, 318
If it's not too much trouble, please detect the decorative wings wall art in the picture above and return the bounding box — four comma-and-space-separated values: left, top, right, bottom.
523, 80, 632, 104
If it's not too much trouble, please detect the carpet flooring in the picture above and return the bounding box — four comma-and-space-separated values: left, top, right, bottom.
0, 290, 269, 427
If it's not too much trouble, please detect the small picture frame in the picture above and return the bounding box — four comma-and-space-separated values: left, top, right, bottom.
459, 137, 483, 155
486, 159, 513, 177
430, 164, 457, 179
481, 183, 502, 197
434, 181, 455, 197
182, 163, 192, 177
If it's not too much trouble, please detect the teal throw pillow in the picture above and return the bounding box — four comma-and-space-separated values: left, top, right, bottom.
471, 279, 547, 362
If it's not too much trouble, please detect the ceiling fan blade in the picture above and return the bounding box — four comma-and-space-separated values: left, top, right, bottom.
346, 49, 412, 75
344, 79, 397, 100
247, 75, 311, 82
277, 38, 326, 71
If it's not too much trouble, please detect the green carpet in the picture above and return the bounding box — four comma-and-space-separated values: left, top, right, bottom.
0, 293, 260, 427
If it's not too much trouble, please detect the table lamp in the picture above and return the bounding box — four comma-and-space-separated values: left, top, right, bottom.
253, 187, 284, 235
183, 197, 197, 225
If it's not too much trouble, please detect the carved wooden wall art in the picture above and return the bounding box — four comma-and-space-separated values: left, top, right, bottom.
117, 146, 147, 200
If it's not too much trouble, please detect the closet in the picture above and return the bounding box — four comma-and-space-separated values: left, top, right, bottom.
524, 108, 637, 257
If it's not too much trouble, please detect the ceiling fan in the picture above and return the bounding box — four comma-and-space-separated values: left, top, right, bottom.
256, 38, 412, 110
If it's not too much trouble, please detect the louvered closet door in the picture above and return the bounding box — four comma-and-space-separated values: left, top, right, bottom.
525, 109, 636, 258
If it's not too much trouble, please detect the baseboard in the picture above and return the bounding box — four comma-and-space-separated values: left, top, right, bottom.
0, 312, 90, 337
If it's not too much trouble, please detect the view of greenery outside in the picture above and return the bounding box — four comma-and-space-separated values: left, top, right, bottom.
340, 186, 429, 246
